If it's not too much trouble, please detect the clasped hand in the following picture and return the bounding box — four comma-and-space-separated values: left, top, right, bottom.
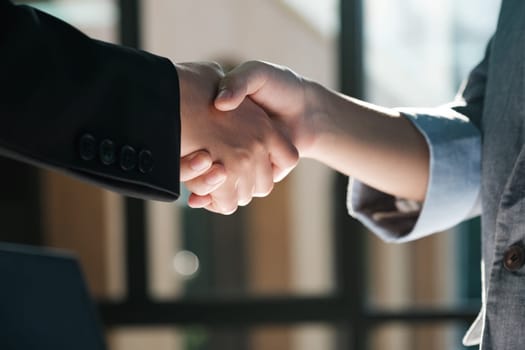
178, 61, 308, 214
180, 60, 430, 212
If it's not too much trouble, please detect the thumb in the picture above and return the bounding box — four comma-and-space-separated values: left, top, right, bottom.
214, 61, 268, 111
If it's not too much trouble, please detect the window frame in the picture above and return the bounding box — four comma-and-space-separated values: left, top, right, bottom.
98, 1, 480, 348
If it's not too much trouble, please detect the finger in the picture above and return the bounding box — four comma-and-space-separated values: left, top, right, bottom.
187, 193, 213, 208
237, 181, 254, 207
206, 178, 240, 214
204, 201, 238, 215
202, 204, 223, 214
272, 163, 293, 183
184, 163, 227, 196
253, 154, 274, 197
268, 131, 299, 182
214, 61, 268, 111
235, 161, 256, 206
237, 184, 254, 206
180, 150, 213, 182
191, 193, 232, 214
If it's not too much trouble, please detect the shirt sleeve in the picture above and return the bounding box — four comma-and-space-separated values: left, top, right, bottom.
347, 38, 492, 243
348, 107, 481, 243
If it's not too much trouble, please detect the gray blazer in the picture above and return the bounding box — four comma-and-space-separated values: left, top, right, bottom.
350, 1, 525, 348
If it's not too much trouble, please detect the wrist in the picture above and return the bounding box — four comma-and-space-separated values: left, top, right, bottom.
176, 64, 202, 157
175, 62, 225, 158
175, 65, 188, 153
299, 79, 329, 158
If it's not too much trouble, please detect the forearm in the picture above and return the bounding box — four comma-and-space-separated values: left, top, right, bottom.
304, 81, 429, 201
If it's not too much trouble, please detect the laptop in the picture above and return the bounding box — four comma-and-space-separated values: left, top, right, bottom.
0, 243, 106, 350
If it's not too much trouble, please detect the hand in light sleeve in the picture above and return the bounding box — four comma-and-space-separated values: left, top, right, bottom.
212, 60, 430, 202
177, 62, 298, 214
214, 61, 317, 157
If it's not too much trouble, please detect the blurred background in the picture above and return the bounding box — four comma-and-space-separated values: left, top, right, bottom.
6, 0, 500, 349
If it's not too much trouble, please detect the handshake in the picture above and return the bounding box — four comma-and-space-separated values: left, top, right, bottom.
177, 61, 317, 215
175, 60, 428, 215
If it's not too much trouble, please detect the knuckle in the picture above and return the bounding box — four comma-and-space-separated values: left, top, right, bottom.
215, 196, 238, 215
255, 181, 273, 197
222, 205, 238, 215
189, 185, 211, 196
245, 60, 262, 70
262, 182, 274, 196
209, 61, 224, 74
245, 141, 267, 160
238, 197, 252, 207
287, 154, 300, 168
235, 150, 254, 169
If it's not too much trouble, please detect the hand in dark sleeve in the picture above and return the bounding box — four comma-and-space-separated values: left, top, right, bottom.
0, 1, 181, 201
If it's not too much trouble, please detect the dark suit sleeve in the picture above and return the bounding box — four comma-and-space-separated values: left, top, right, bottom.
0, 1, 181, 201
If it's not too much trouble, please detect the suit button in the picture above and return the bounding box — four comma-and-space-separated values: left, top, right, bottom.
79, 134, 96, 161
503, 245, 525, 272
138, 150, 154, 174
99, 139, 116, 165
120, 145, 137, 171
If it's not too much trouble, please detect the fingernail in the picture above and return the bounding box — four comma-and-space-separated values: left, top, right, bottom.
205, 172, 226, 185
190, 154, 212, 171
216, 88, 231, 100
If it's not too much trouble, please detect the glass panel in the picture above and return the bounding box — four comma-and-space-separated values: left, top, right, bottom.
363, 0, 500, 309
107, 324, 338, 350
369, 322, 472, 350
24, 0, 118, 42
143, 0, 340, 299
280, 0, 339, 37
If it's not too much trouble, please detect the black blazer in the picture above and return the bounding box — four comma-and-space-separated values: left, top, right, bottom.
0, 0, 181, 201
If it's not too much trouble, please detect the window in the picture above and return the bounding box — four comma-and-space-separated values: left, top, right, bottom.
6, 0, 500, 349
